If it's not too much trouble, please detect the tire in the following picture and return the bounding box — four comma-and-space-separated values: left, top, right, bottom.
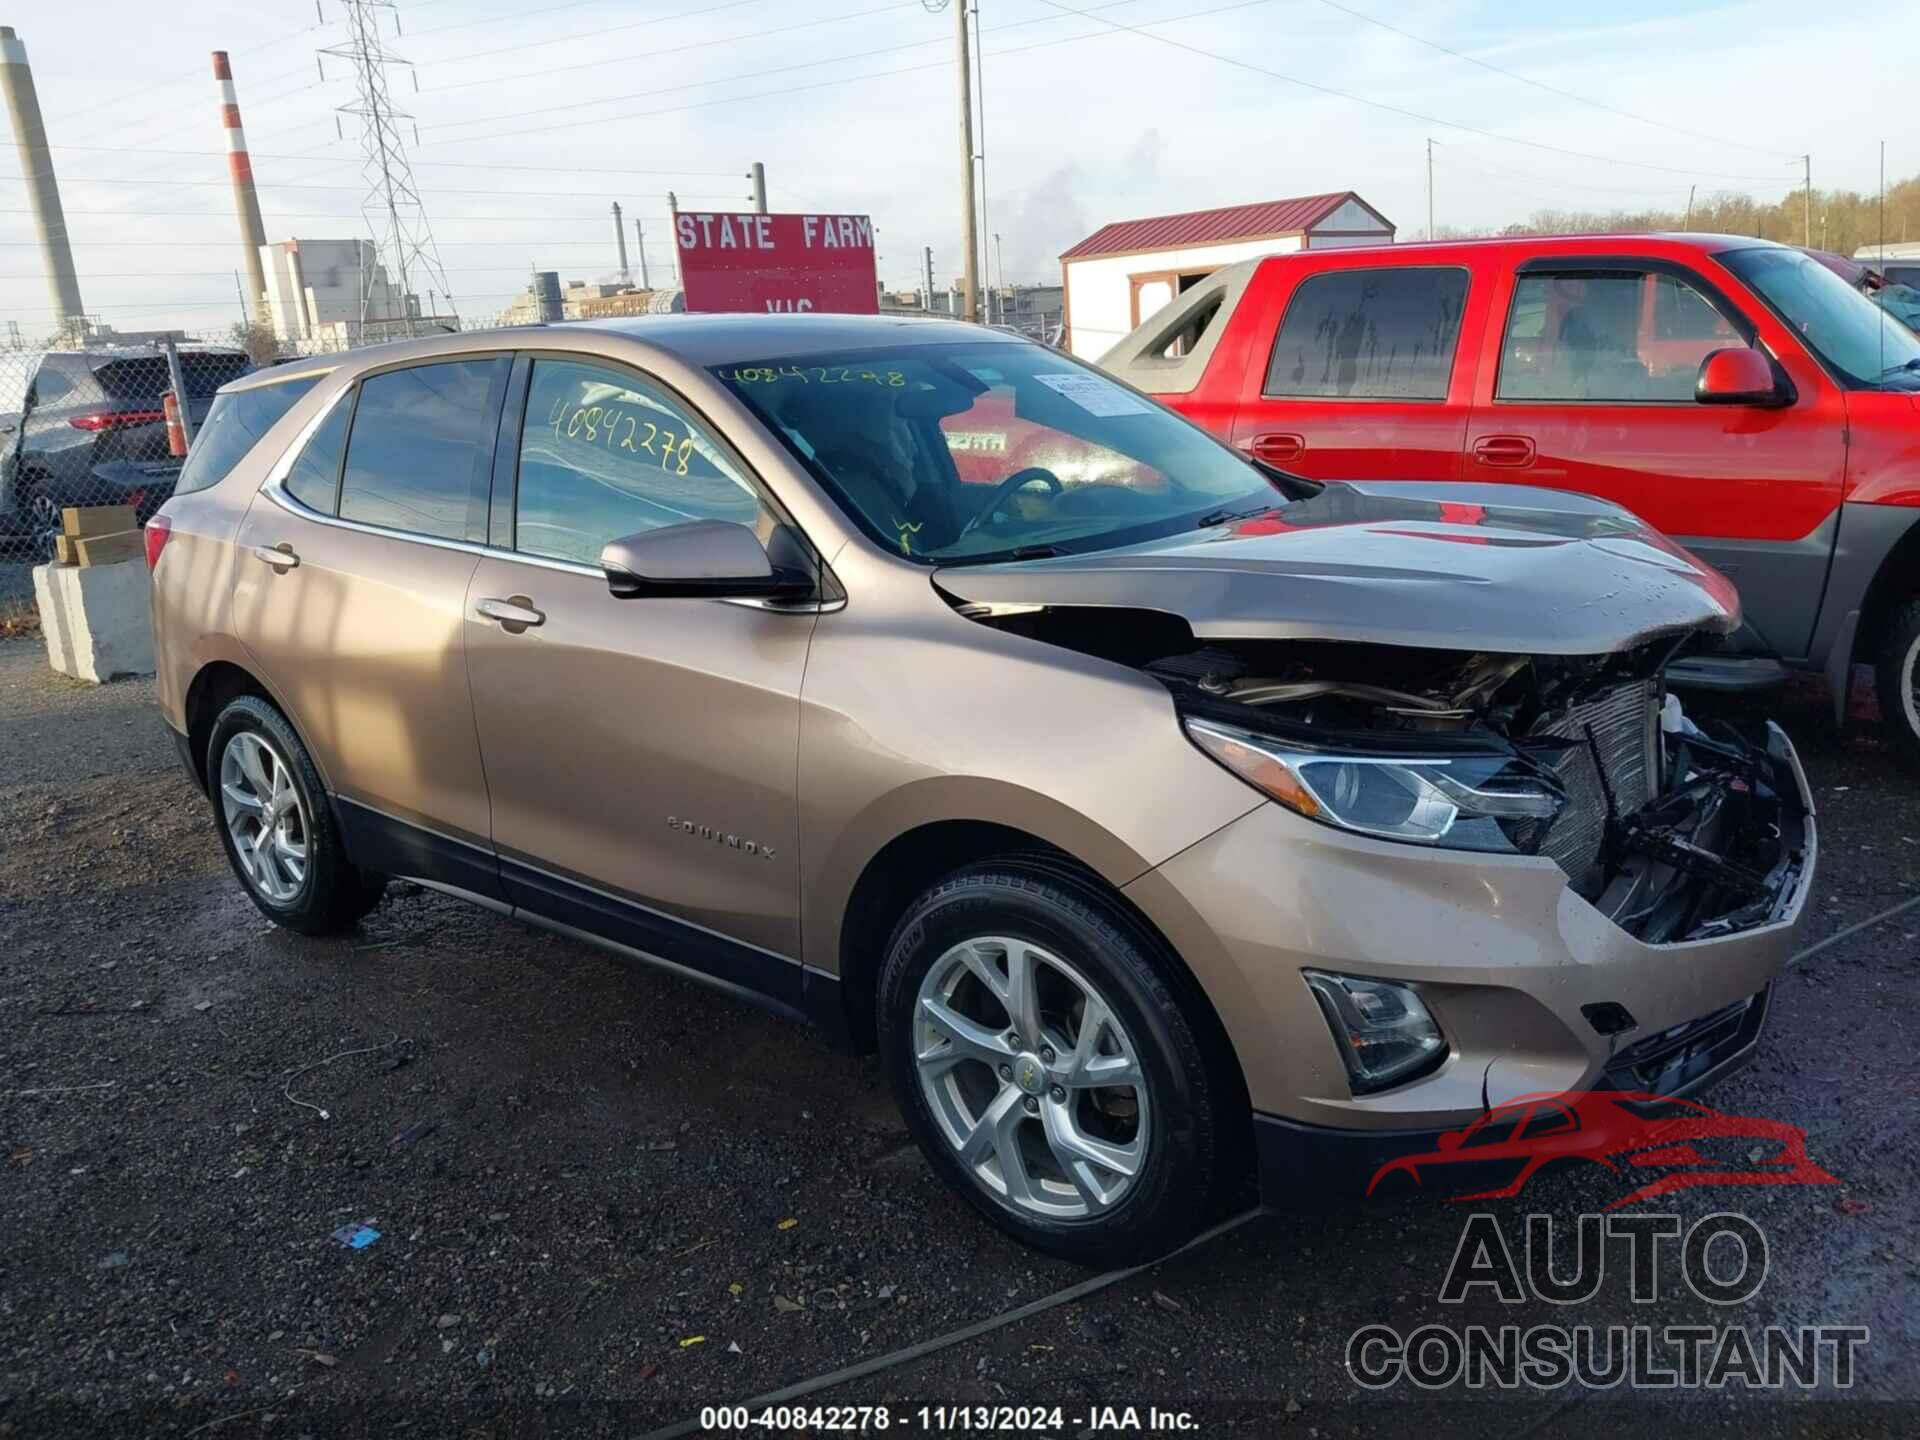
206, 696, 385, 934
877, 859, 1242, 1265
1875, 597, 1920, 773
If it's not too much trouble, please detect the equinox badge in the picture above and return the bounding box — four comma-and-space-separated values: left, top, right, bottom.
667, 815, 775, 861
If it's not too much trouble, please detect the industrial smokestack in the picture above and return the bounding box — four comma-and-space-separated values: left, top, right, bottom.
213, 51, 269, 318
612, 201, 629, 284
0, 27, 84, 337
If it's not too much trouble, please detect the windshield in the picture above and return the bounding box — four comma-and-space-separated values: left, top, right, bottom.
711, 343, 1281, 563
1720, 246, 1920, 387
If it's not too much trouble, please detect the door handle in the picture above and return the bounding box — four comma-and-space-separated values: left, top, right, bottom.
1246, 431, 1306, 464
475, 595, 545, 633
1472, 435, 1536, 468
250, 542, 299, 571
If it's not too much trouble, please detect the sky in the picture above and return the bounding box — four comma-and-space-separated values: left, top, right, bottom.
0, 0, 1908, 337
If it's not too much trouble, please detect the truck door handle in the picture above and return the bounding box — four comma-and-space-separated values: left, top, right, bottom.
1473, 435, 1536, 468
475, 595, 545, 633
1246, 431, 1305, 464
250, 542, 299, 571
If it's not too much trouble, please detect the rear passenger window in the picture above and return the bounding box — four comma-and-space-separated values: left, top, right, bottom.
512, 360, 771, 565
1263, 267, 1468, 400
1497, 271, 1749, 403
282, 394, 351, 513
338, 359, 505, 541
173, 374, 322, 497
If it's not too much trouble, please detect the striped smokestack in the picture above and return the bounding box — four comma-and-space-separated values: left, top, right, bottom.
214, 50, 269, 318
0, 27, 84, 336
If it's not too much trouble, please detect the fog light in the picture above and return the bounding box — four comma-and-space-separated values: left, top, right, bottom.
1303, 971, 1446, 1094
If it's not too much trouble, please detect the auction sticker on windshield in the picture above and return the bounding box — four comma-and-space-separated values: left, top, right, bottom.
1033, 371, 1156, 417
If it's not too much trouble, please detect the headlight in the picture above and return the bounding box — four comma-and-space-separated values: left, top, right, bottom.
1304, 971, 1447, 1092
1184, 717, 1563, 851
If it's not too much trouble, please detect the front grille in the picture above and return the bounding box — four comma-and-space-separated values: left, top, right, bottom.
1531, 680, 1658, 894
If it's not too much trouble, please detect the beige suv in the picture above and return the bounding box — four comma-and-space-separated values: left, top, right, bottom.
149, 317, 1815, 1263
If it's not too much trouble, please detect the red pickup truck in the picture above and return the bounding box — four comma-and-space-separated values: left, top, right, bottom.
1098, 235, 1920, 763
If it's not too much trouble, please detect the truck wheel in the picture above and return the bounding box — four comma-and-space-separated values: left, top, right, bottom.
877, 860, 1243, 1265
1876, 598, 1920, 772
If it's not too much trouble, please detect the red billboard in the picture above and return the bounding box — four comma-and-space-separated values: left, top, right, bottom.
673, 211, 878, 316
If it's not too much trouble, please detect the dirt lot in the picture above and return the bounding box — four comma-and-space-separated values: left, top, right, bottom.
0, 633, 1915, 1438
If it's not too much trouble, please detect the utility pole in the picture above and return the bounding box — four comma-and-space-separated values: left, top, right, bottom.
923, 244, 934, 311
1802, 154, 1812, 248
320, 0, 457, 338
1684, 184, 1696, 229
971, 0, 991, 325
667, 191, 682, 287
748, 161, 767, 214
234, 269, 249, 327
953, 0, 979, 323
636, 218, 649, 289
1426, 137, 1434, 241
612, 200, 628, 283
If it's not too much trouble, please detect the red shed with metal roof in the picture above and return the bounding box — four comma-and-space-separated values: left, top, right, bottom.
1060, 191, 1393, 358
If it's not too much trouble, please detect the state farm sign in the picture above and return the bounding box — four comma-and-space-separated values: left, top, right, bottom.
674, 211, 878, 315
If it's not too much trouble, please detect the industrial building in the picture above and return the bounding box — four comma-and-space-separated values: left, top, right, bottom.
1058, 191, 1394, 358
258, 238, 460, 350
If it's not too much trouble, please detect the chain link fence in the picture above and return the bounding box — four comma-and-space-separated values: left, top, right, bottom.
0, 331, 299, 566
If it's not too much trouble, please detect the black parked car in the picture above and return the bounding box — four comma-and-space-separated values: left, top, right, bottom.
0, 346, 253, 559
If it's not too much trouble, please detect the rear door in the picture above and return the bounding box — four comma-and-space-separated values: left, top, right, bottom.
463, 354, 818, 997
1229, 259, 1478, 480
1462, 256, 1845, 658
232, 355, 510, 896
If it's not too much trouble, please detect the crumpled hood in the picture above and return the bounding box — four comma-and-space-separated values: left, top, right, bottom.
934, 481, 1740, 655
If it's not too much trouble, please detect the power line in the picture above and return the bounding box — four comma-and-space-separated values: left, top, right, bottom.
410, 0, 789, 64
1023, 0, 1794, 183
420, 0, 1148, 134
1302, 0, 1791, 158
5, 176, 742, 201
421, 0, 923, 96
39, 145, 742, 178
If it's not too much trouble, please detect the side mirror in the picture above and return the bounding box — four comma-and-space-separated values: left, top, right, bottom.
1696, 348, 1788, 407
600, 520, 813, 601
1435, 1131, 1464, 1153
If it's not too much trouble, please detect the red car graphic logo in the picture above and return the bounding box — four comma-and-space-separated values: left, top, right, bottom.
1367, 1091, 1839, 1209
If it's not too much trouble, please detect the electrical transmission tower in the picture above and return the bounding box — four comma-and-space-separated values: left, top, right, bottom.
320, 0, 457, 339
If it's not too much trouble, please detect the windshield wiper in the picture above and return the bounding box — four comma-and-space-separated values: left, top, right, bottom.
1193, 504, 1274, 529
1880, 357, 1920, 377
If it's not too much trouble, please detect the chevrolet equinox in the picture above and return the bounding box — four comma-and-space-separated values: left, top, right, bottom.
150, 316, 1816, 1263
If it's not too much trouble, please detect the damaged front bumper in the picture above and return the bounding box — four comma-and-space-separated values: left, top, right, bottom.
1123, 722, 1816, 1205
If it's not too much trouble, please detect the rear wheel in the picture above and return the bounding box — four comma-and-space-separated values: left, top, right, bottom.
1875, 598, 1920, 772
207, 696, 385, 934
878, 861, 1241, 1265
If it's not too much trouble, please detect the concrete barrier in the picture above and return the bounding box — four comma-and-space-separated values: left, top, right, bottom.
33, 559, 154, 683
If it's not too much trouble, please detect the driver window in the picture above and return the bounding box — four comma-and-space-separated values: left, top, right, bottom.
514, 360, 773, 565
1498, 270, 1749, 403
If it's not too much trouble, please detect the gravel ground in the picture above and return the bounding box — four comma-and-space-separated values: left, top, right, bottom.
0, 635, 1914, 1438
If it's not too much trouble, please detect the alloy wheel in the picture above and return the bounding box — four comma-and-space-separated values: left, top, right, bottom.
1904, 633, 1920, 743
913, 936, 1150, 1220
219, 730, 309, 904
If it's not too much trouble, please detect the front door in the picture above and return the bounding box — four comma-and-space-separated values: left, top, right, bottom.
1462, 259, 1845, 659
232, 357, 510, 894
464, 356, 819, 1002
1229, 261, 1477, 481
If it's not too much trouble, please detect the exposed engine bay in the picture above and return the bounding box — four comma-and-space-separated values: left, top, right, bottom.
962, 605, 1810, 944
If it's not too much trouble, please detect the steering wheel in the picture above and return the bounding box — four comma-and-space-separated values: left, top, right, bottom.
958, 466, 1064, 538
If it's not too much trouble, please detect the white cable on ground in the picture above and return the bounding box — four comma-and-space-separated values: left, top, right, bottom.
639, 1207, 1269, 1440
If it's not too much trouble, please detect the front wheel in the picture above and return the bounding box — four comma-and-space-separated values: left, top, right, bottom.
207, 696, 385, 934
1875, 598, 1920, 773
877, 862, 1242, 1265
